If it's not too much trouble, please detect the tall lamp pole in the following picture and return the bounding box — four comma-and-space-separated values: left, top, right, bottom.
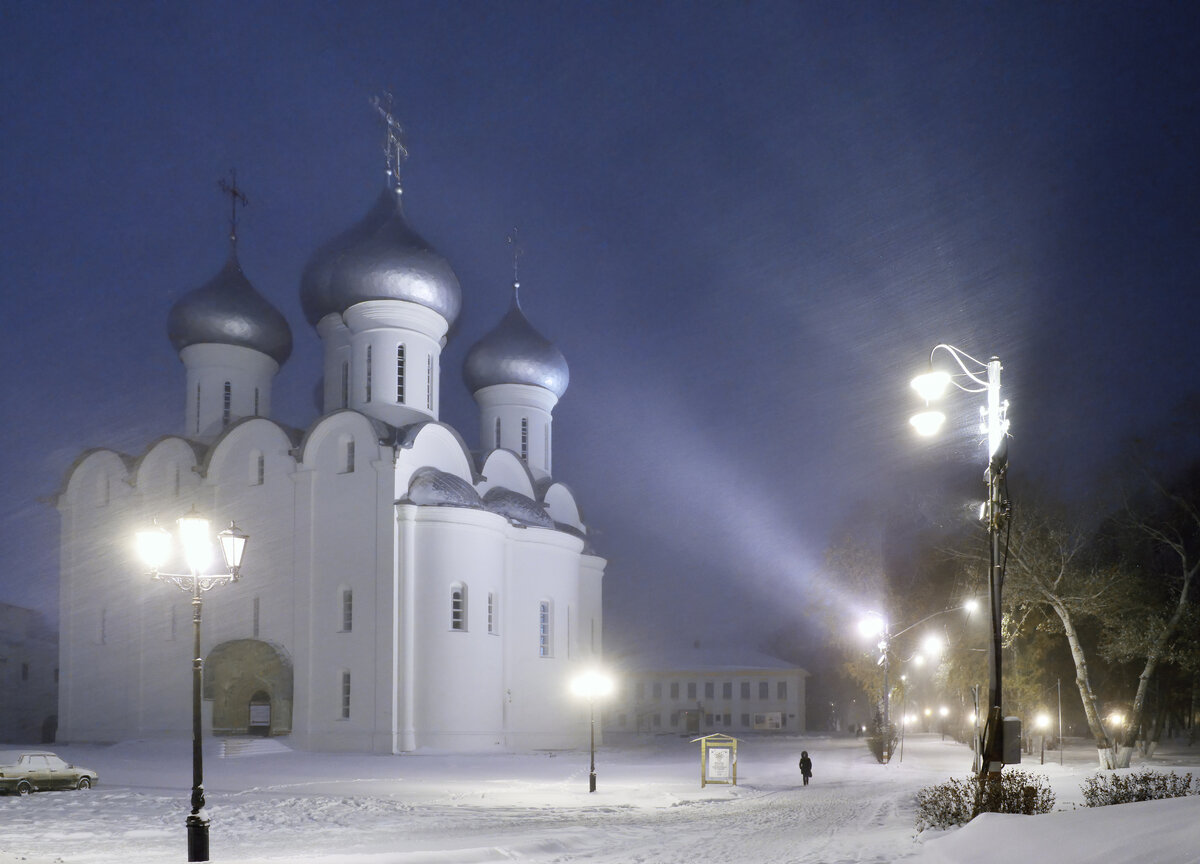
137, 508, 248, 863
570, 669, 614, 793
910, 345, 1011, 777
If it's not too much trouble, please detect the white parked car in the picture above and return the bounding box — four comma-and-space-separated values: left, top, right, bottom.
0, 751, 98, 795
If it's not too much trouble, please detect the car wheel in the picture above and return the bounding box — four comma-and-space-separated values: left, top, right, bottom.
17, 781, 32, 796
77, 777, 91, 790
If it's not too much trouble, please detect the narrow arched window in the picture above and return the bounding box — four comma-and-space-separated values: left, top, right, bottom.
450, 583, 467, 631
223, 381, 232, 426
538, 600, 552, 657
195, 384, 202, 434
254, 387, 260, 416
520, 418, 529, 461
341, 671, 351, 719
495, 418, 501, 449
426, 355, 433, 410
396, 344, 406, 403
365, 345, 373, 402
487, 592, 498, 634
341, 362, 349, 409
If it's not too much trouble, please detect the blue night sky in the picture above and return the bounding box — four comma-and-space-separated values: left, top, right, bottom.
2, 1, 1198, 653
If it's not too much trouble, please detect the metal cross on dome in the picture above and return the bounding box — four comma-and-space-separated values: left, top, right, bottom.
507, 227, 524, 287
217, 169, 248, 248
371, 92, 408, 191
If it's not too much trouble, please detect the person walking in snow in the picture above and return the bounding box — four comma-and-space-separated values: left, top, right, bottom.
799, 750, 813, 786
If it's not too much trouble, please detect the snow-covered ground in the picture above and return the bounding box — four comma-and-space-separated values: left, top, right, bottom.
1, 732, 1197, 864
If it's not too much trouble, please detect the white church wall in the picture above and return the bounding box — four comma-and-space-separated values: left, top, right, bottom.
477, 450, 536, 499
294, 412, 394, 751
541, 482, 584, 532
180, 343, 279, 439
393, 423, 476, 495
501, 528, 589, 750
406, 506, 507, 750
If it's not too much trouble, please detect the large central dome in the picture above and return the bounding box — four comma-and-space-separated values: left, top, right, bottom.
300, 187, 462, 328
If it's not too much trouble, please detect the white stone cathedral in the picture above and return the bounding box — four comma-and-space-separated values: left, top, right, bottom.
56, 139, 605, 752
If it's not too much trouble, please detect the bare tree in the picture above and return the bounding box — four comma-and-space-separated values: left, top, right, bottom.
954, 504, 1128, 768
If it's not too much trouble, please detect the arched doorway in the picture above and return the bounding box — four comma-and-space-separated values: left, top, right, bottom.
203, 640, 293, 736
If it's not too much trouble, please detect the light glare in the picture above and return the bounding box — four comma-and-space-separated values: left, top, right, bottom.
911, 371, 950, 401
909, 410, 945, 436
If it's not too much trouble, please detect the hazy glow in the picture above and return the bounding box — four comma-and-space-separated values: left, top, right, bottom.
570, 669, 615, 701
963, 598, 979, 614
857, 613, 886, 639
1108, 712, 1125, 727
921, 634, 943, 656
909, 410, 945, 436
1035, 713, 1051, 730
910, 371, 950, 401
136, 525, 171, 570
912, 654, 925, 667
938, 706, 949, 717
923, 708, 932, 717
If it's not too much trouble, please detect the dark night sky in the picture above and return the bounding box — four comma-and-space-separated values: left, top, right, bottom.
2, 2, 1198, 654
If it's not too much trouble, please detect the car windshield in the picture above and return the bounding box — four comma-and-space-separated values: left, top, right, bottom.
0, 751, 24, 766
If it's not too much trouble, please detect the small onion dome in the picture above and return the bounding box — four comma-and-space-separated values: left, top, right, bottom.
463, 286, 569, 398
299, 187, 461, 328
483, 487, 555, 528
407, 467, 483, 508
167, 250, 293, 365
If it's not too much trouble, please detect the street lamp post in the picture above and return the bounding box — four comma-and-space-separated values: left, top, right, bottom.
570, 669, 614, 792
137, 508, 248, 863
858, 601, 976, 764
910, 345, 1011, 777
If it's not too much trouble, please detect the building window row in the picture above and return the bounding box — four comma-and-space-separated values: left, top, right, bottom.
630, 678, 789, 703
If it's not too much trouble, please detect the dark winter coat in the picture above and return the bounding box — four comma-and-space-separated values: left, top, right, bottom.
799, 755, 812, 777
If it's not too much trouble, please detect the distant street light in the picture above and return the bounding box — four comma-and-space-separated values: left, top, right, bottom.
910, 344, 1011, 778
1036, 713, 1051, 764
856, 601, 978, 763
137, 508, 248, 863
570, 669, 615, 792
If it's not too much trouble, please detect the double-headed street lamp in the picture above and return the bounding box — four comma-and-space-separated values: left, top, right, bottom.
570, 669, 614, 792
857, 600, 977, 763
910, 344, 1011, 777
137, 508, 248, 863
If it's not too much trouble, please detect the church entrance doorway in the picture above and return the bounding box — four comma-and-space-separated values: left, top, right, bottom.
203, 639, 293, 736
249, 691, 272, 736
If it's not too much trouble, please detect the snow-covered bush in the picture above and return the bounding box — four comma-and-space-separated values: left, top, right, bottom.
914, 771, 1055, 832
1080, 771, 1196, 807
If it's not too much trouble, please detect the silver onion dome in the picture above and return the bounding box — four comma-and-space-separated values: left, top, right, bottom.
167, 250, 293, 365
299, 187, 461, 328
463, 285, 569, 398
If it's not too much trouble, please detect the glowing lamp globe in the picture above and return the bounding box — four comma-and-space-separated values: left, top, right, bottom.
911, 370, 950, 401
909, 410, 946, 436
136, 525, 172, 570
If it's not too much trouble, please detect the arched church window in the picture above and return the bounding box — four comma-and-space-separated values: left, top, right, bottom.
396, 344, 406, 403
254, 387, 260, 416
538, 600, 552, 657
341, 671, 351, 719
365, 345, 373, 402
495, 418, 501, 450
223, 381, 232, 427
195, 384, 201, 435
487, 592, 498, 634
340, 437, 355, 474
520, 418, 529, 462
251, 451, 264, 486
450, 583, 467, 631
341, 362, 349, 409
341, 589, 353, 632
426, 355, 433, 410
